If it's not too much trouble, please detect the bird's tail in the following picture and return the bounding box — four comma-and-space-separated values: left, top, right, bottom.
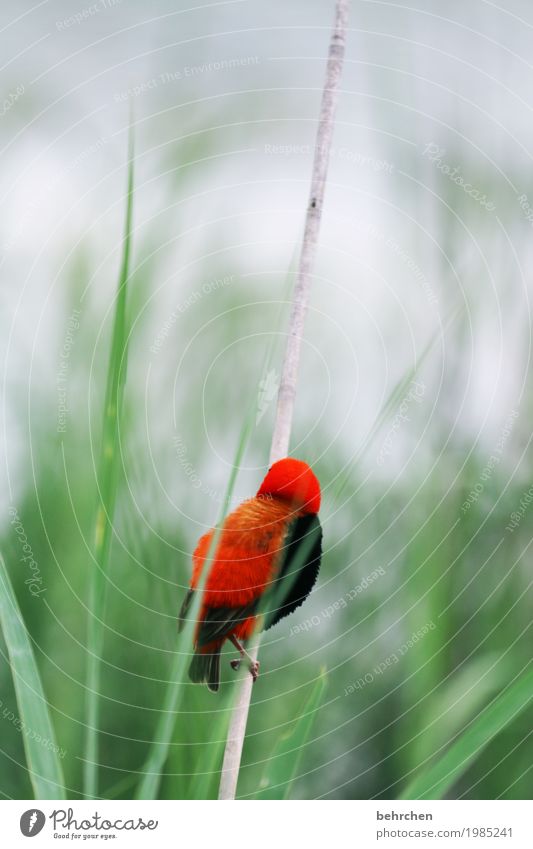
188, 647, 221, 692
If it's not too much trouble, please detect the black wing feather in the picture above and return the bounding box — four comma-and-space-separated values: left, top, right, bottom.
178, 588, 257, 645
263, 513, 322, 630
197, 601, 258, 647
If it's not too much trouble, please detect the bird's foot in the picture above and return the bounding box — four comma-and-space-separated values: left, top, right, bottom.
249, 660, 260, 683
228, 635, 259, 681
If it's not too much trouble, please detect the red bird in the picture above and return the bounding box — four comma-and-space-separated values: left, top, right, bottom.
178, 458, 322, 692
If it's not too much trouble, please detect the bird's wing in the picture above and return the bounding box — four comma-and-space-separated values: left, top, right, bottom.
263, 513, 323, 630
196, 600, 259, 647
179, 587, 257, 645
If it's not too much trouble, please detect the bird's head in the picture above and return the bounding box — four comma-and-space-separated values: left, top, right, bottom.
257, 458, 321, 515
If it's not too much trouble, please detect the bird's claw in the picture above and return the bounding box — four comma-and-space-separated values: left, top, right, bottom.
230, 657, 259, 682
249, 660, 260, 683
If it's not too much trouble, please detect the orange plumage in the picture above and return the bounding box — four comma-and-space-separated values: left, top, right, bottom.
178, 458, 322, 691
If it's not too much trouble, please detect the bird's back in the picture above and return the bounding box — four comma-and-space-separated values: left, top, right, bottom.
191, 495, 296, 609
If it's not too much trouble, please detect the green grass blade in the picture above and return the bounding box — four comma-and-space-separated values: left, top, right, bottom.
400, 665, 533, 799
254, 668, 328, 800
133, 647, 185, 800
135, 283, 288, 800
408, 653, 509, 772
0, 553, 66, 799
334, 303, 462, 501
83, 129, 135, 798
135, 412, 253, 800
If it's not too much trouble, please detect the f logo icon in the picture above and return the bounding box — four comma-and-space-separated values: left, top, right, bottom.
20, 810, 45, 837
